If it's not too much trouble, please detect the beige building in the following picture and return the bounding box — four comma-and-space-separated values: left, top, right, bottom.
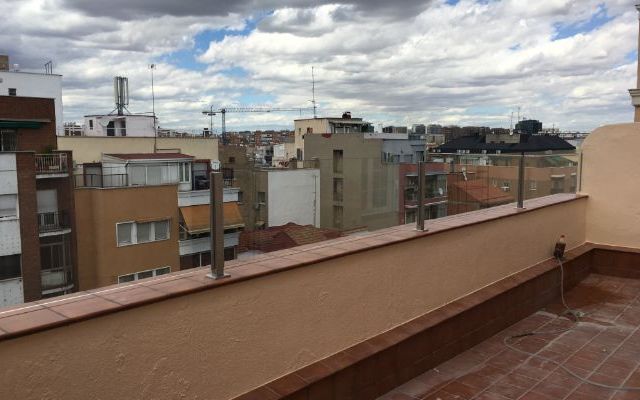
75, 184, 180, 290
303, 133, 398, 231
293, 114, 373, 161
57, 136, 219, 163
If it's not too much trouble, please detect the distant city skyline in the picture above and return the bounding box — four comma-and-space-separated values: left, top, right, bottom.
1, 0, 637, 132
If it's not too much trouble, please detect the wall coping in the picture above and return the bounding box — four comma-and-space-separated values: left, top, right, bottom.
0, 193, 586, 341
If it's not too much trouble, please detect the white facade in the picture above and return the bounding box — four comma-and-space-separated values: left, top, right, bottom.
83, 114, 156, 137
0, 153, 23, 306
267, 169, 320, 227
272, 142, 296, 167
0, 71, 63, 133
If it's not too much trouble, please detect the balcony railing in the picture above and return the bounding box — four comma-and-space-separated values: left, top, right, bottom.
35, 153, 68, 175
37, 211, 70, 233
75, 174, 128, 188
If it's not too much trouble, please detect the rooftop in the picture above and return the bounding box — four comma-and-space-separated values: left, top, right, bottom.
104, 152, 194, 160
437, 135, 576, 154
381, 273, 640, 400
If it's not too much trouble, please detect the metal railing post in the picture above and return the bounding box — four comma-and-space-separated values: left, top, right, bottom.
208, 171, 229, 280
517, 152, 525, 209
416, 161, 426, 231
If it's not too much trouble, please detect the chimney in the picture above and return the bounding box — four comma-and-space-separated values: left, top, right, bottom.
629, 4, 640, 122
0, 55, 8, 71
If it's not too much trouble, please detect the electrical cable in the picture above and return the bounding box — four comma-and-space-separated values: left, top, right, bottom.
503, 256, 640, 392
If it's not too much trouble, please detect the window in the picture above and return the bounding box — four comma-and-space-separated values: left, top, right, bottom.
179, 162, 191, 183
0, 254, 21, 280
0, 194, 17, 218
89, 119, 94, 130
333, 150, 343, 173
530, 181, 537, 191
237, 191, 244, 204
0, 129, 17, 151
117, 266, 171, 284
306, 127, 313, 134
136, 222, 152, 243
117, 219, 170, 246
501, 182, 511, 192
117, 223, 133, 246
154, 220, 169, 240
257, 191, 266, 204
228, 157, 235, 164
333, 178, 344, 202
405, 210, 417, 224
8, 88, 16, 96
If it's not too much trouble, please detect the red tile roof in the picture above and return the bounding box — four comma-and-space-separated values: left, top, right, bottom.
450, 180, 514, 206
105, 153, 194, 160
240, 223, 342, 253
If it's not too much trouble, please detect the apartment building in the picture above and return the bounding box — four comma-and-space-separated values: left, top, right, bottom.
303, 133, 399, 231
0, 55, 64, 134
0, 95, 76, 307
293, 113, 373, 161
398, 163, 449, 225
73, 153, 243, 289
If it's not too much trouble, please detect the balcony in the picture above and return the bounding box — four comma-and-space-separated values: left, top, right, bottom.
178, 232, 240, 256
37, 211, 71, 236
41, 268, 74, 295
35, 153, 69, 178
0, 122, 638, 400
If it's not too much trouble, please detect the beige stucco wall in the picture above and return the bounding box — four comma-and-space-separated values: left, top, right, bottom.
0, 199, 586, 400
57, 136, 219, 163
582, 123, 640, 248
74, 185, 181, 290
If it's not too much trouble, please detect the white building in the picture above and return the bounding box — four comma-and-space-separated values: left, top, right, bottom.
83, 114, 156, 137
0, 56, 63, 134
262, 169, 320, 228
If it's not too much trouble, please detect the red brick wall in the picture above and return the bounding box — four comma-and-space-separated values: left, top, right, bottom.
0, 96, 57, 153
15, 152, 42, 302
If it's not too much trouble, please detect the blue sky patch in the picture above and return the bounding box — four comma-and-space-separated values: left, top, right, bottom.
553, 4, 613, 41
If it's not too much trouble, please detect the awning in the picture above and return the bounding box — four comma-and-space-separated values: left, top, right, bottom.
179, 203, 245, 234
0, 119, 48, 129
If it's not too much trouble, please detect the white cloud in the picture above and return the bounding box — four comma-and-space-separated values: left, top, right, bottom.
0, 0, 637, 131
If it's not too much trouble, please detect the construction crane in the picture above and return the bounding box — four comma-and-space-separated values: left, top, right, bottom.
202, 107, 311, 145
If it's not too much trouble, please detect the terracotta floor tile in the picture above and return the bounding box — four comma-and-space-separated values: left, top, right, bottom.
440, 381, 479, 399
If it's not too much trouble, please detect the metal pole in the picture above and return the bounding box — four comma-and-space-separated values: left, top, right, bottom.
517, 152, 525, 209
209, 106, 213, 136
208, 172, 228, 280
221, 109, 226, 145
416, 161, 426, 231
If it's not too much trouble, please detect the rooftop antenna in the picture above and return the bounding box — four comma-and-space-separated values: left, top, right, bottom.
113, 76, 130, 116
510, 111, 514, 135
44, 60, 53, 74
311, 66, 318, 119
149, 64, 157, 152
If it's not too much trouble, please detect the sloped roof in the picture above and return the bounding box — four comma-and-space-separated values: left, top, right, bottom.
240, 223, 342, 253
437, 134, 575, 154
450, 180, 514, 206
105, 153, 194, 160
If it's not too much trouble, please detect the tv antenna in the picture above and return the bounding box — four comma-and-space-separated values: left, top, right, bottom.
311, 66, 318, 119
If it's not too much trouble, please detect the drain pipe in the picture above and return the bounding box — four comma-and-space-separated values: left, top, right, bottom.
208, 171, 229, 280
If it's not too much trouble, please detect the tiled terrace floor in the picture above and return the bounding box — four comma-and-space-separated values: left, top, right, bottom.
379, 274, 640, 400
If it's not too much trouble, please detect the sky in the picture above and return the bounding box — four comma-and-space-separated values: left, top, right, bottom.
0, 0, 638, 132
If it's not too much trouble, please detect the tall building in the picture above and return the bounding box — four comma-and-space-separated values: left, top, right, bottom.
0, 95, 76, 306
293, 113, 373, 161
515, 119, 543, 135
303, 133, 399, 231
0, 54, 63, 134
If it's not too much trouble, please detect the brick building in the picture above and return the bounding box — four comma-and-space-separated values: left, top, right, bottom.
0, 95, 77, 307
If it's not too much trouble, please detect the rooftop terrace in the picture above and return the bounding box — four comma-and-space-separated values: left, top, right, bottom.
0, 122, 639, 400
